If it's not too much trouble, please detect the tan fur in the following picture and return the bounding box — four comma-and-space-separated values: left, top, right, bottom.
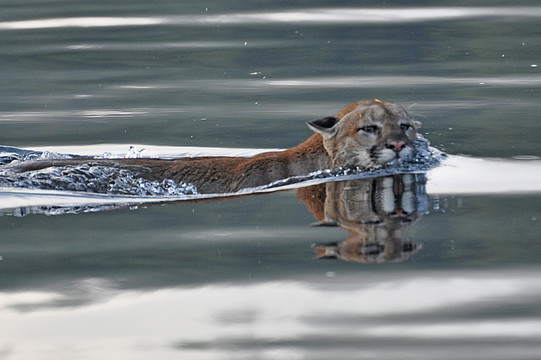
309, 100, 418, 169
7, 100, 419, 194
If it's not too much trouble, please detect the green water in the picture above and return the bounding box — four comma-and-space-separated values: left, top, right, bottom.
1, 2, 541, 359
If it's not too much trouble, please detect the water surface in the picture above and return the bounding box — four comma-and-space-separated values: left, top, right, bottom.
1, 2, 541, 359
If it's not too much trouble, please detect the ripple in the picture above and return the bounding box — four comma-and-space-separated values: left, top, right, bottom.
265, 75, 541, 88
112, 75, 541, 95
1, 7, 541, 30
0, 17, 164, 30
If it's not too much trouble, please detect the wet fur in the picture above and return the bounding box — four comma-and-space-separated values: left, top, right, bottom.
6, 100, 418, 194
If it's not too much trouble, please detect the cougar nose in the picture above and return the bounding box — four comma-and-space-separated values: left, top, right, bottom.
386, 141, 406, 153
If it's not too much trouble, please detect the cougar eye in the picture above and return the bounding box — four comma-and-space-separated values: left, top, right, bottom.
358, 125, 379, 133
400, 124, 412, 130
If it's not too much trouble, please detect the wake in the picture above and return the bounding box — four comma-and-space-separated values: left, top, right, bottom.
0, 138, 444, 215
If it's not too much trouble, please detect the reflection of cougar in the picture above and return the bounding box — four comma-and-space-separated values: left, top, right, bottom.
299, 174, 425, 263
8, 100, 418, 194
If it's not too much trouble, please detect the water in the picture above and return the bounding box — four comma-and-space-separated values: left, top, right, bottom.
1, 2, 541, 359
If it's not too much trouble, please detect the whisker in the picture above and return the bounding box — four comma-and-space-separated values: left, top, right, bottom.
407, 103, 418, 110
409, 111, 429, 121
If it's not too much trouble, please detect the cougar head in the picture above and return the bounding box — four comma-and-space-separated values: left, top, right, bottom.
307, 100, 419, 169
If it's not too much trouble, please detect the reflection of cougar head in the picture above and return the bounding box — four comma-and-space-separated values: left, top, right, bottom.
298, 174, 425, 263
307, 100, 418, 169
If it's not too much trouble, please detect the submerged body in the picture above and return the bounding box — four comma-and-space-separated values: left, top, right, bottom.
6, 100, 419, 194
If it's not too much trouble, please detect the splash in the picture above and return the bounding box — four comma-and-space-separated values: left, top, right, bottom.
0, 146, 74, 166
0, 164, 198, 196
0, 145, 198, 196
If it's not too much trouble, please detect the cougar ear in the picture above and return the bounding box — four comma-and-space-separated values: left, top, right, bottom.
306, 116, 339, 139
